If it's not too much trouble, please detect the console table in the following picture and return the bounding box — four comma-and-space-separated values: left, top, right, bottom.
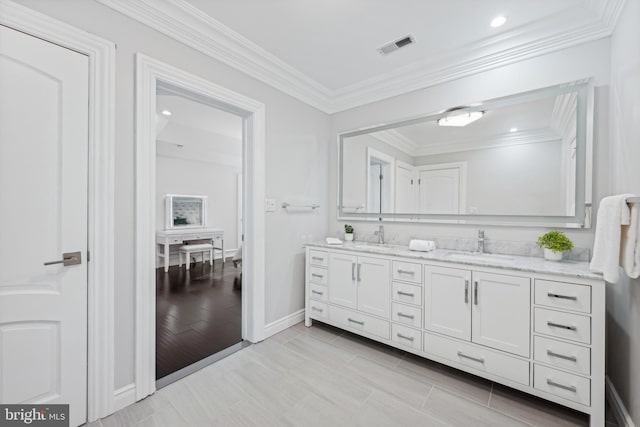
156, 228, 224, 272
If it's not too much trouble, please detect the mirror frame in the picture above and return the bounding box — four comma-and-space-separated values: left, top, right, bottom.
337, 80, 594, 228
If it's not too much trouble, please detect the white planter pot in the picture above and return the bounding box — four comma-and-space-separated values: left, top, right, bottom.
544, 248, 563, 261
345, 233, 354, 241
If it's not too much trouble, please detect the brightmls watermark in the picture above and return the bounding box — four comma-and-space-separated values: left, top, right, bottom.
0, 405, 68, 426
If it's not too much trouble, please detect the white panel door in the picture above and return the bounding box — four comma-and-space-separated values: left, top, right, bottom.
328, 253, 357, 309
424, 266, 472, 341
357, 256, 390, 318
418, 168, 460, 214
0, 25, 88, 426
395, 163, 416, 213
471, 272, 531, 357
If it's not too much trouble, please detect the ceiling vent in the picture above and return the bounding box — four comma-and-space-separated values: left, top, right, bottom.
377, 35, 415, 55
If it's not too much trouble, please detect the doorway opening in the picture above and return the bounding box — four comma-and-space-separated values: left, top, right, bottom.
154, 82, 246, 386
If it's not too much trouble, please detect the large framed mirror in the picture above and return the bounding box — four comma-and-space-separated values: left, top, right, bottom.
338, 80, 593, 228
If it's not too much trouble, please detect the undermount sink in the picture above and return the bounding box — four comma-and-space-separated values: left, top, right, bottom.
447, 252, 515, 263
350, 243, 396, 252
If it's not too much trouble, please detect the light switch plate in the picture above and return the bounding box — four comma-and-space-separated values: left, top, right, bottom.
265, 198, 276, 212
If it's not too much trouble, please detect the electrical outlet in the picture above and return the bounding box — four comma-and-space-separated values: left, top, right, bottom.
265, 198, 276, 212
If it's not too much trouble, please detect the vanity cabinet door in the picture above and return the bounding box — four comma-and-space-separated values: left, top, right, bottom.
424, 266, 472, 341
328, 253, 357, 309
471, 272, 530, 357
356, 256, 391, 318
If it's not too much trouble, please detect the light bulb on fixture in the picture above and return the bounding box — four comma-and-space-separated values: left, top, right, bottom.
161, 109, 172, 116
437, 111, 484, 127
510, 127, 518, 132
490, 16, 507, 28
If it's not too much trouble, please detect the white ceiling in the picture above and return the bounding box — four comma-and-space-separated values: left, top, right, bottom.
99, 0, 624, 112
187, 0, 585, 90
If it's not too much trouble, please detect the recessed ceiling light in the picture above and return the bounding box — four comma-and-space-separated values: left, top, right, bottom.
437, 111, 484, 127
161, 110, 172, 116
490, 16, 507, 28
510, 127, 518, 132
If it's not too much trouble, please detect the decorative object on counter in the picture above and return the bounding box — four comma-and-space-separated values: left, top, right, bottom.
409, 239, 436, 252
537, 230, 574, 261
590, 194, 640, 281
344, 224, 354, 241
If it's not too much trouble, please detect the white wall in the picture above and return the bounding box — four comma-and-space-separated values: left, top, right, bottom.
156, 155, 241, 265
606, 0, 640, 423
414, 140, 565, 216
329, 38, 611, 249
15, 0, 330, 389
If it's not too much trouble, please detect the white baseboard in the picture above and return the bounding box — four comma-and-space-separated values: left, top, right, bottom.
606, 376, 636, 427
264, 309, 304, 338
113, 383, 136, 413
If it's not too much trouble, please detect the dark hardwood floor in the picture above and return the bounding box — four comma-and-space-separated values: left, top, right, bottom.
156, 258, 242, 380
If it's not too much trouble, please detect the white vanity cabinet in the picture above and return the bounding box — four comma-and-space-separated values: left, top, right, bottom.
424, 267, 531, 357
328, 252, 390, 318
305, 244, 605, 427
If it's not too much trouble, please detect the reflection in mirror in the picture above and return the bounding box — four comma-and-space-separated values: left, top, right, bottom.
339, 81, 589, 226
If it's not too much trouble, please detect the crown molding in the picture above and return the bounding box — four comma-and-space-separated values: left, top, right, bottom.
371, 128, 559, 158
97, 0, 625, 114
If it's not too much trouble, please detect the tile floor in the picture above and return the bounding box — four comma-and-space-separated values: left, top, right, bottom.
91, 322, 619, 427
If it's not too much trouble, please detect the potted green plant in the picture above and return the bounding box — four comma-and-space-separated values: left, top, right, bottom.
344, 224, 354, 241
537, 230, 573, 261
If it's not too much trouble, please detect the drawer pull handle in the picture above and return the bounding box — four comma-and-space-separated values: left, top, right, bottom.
397, 269, 415, 275
347, 318, 364, 325
397, 312, 415, 319
464, 280, 469, 304
546, 350, 578, 362
311, 290, 323, 295
547, 321, 577, 331
311, 273, 324, 279
311, 307, 323, 312
397, 333, 415, 341
457, 351, 485, 364
548, 293, 578, 301
312, 257, 324, 261
546, 379, 577, 393
397, 291, 415, 297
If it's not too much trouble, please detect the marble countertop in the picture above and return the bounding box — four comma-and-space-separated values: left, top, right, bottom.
306, 241, 602, 280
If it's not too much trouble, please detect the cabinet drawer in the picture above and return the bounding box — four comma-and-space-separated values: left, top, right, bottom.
309, 250, 328, 267
169, 237, 183, 244
534, 308, 591, 344
424, 332, 529, 386
391, 324, 422, 351
309, 283, 328, 302
309, 266, 328, 285
392, 261, 422, 284
535, 280, 591, 314
308, 300, 328, 319
392, 282, 422, 306
329, 306, 389, 340
534, 336, 590, 375
534, 364, 590, 406
391, 302, 422, 328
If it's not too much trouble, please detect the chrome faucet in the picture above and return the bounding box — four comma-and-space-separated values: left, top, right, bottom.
477, 230, 485, 253
375, 224, 385, 244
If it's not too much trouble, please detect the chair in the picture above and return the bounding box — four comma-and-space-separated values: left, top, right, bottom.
178, 243, 214, 270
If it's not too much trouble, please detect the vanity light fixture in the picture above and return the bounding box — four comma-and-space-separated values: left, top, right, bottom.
490, 15, 507, 28
437, 111, 484, 127
161, 109, 172, 116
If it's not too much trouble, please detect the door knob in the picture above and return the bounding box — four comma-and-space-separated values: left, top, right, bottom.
44, 251, 82, 266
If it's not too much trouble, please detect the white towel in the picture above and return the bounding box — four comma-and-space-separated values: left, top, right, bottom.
409, 239, 436, 252
590, 194, 636, 282
621, 201, 640, 279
